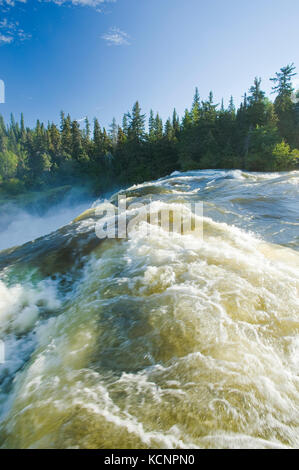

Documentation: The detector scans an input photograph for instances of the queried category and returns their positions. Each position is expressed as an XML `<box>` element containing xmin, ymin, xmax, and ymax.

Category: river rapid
<box><xmin>0</xmin><ymin>169</ymin><xmax>298</xmax><ymax>449</ymax></box>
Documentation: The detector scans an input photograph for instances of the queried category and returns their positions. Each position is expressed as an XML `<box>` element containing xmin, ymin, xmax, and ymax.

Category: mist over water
<box><xmin>0</xmin><ymin>190</ymin><xmax>93</xmax><ymax>251</ymax></box>
<box><xmin>0</xmin><ymin>169</ymin><xmax>298</xmax><ymax>449</ymax></box>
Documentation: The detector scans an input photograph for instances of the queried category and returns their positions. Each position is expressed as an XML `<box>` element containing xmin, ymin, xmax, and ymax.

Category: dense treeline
<box><xmin>0</xmin><ymin>64</ymin><xmax>299</xmax><ymax>196</ymax></box>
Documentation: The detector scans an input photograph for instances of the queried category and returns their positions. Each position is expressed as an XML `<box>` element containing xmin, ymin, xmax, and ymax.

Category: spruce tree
<box><xmin>109</xmin><ymin>117</ymin><xmax>118</xmax><ymax>149</ymax></box>
<box><xmin>192</xmin><ymin>87</ymin><xmax>201</xmax><ymax>123</ymax></box>
<box><xmin>128</xmin><ymin>101</ymin><xmax>146</xmax><ymax>141</ymax></box>
<box><xmin>271</xmin><ymin>64</ymin><xmax>297</xmax><ymax>144</ymax></box>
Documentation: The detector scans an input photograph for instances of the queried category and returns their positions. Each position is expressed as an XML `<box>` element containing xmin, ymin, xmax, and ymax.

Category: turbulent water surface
<box><xmin>0</xmin><ymin>169</ymin><xmax>298</xmax><ymax>449</ymax></box>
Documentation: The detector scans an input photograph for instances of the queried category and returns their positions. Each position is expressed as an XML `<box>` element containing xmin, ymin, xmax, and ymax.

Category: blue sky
<box><xmin>1</xmin><ymin>0</ymin><xmax>299</xmax><ymax>129</ymax></box>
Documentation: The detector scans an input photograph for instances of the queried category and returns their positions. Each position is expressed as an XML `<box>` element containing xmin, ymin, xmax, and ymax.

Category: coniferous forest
<box><xmin>0</xmin><ymin>64</ymin><xmax>299</xmax><ymax>198</ymax></box>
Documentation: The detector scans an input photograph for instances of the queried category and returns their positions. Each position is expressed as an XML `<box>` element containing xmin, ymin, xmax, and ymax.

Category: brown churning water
<box><xmin>0</xmin><ymin>169</ymin><xmax>298</xmax><ymax>449</ymax></box>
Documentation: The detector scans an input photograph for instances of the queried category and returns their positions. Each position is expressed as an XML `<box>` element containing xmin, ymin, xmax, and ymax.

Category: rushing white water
<box><xmin>0</xmin><ymin>169</ymin><xmax>298</xmax><ymax>449</ymax></box>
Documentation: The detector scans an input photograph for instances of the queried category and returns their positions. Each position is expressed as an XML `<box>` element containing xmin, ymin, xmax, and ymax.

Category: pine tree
<box><xmin>164</xmin><ymin>118</ymin><xmax>173</xmax><ymax>141</ymax></box>
<box><xmin>270</xmin><ymin>64</ymin><xmax>296</xmax><ymax>101</ymax></box>
<box><xmin>84</xmin><ymin>117</ymin><xmax>90</xmax><ymax>142</ymax></box>
<box><xmin>71</xmin><ymin>120</ymin><xmax>85</xmax><ymax>161</ymax></box>
<box><xmin>154</xmin><ymin>113</ymin><xmax>163</xmax><ymax>140</ymax></box>
<box><xmin>182</xmin><ymin>109</ymin><xmax>192</xmax><ymax>130</ymax></box>
<box><xmin>220</xmin><ymin>98</ymin><xmax>225</xmax><ymax>113</ymax></box>
<box><xmin>48</xmin><ymin>123</ymin><xmax>61</xmax><ymax>165</ymax></box>
<box><xmin>109</xmin><ymin>117</ymin><xmax>118</xmax><ymax>149</ymax></box>
<box><xmin>228</xmin><ymin>96</ymin><xmax>236</xmax><ymax>116</ymax></box>
<box><xmin>149</xmin><ymin>109</ymin><xmax>155</xmax><ymax>141</ymax></box>
<box><xmin>117</xmin><ymin>126</ymin><xmax>126</xmax><ymax>146</ymax></box>
<box><xmin>172</xmin><ymin>109</ymin><xmax>180</xmax><ymax>137</ymax></box>
<box><xmin>20</xmin><ymin>113</ymin><xmax>26</xmax><ymax>142</ymax></box>
<box><xmin>122</xmin><ymin>114</ymin><xmax>129</xmax><ymax>136</ymax></box>
<box><xmin>191</xmin><ymin>87</ymin><xmax>201</xmax><ymax>123</ymax></box>
<box><xmin>247</xmin><ymin>77</ymin><xmax>267</xmax><ymax>127</ymax></box>
<box><xmin>201</xmin><ymin>92</ymin><xmax>218</xmax><ymax>123</ymax></box>
<box><xmin>60</xmin><ymin>113</ymin><xmax>72</xmax><ymax>156</ymax></box>
<box><xmin>271</xmin><ymin>64</ymin><xmax>297</xmax><ymax>144</ymax></box>
<box><xmin>93</xmin><ymin>118</ymin><xmax>102</xmax><ymax>153</ymax></box>
<box><xmin>128</xmin><ymin>101</ymin><xmax>146</xmax><ymax>141</ymax></box>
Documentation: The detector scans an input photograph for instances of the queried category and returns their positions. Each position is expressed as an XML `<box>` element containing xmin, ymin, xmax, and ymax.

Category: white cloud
<box><xmin>0</xmin><ymin>0</ymin><xmax>117</xmax><ymax>45</ymax></box>
<box><xmin>0</xmin><ymin>18</ymin><xmax>31</xmax><ymax>45</ymax></box>
<box><xmin>0</xmin><ymin>33</ymin><xmax>13</xmax><ymax>44</ymax></box>
<box><xmin>0</xmin><ymin>0</ymin><xmax>115</xmax><ymax>8</ymax></box>
<box><xmin>0</xmin><ymin>0</ymin><xmax>27</xmax><ymax>8</ymax></box>
<box><xmin>42</xmin><ymin>0</ymin><xmax>115</xmax><ymax>7</ymax></box>
<box><xmin>101</xmin><ymin>27</ymin><xmax>130</xmax><ymax>46</ymax></box>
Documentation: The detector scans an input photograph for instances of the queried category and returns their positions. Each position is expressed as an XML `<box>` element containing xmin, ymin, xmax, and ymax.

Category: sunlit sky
<box><xmin>1</xmin><ymin>0</ymin><xmax>299</xmax><ymax>129</ymax></box>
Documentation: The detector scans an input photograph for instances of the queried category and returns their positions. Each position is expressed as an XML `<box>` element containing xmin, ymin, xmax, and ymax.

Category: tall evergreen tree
<box><xmin>127</xmin><ymin>101</ymin><xmax>146</xmax><ymax>141</ymax></box>
<box><xmin>247</xmin><ymin>77</ymin><xmax>268</xmax><ymax>127</ymax></box>
<box><xmin>109</xmin><ymin>117</ymin><xmax>118</xmax><ymax>148</ymax></box>
<box><xmin>191</xmin><ymin>87</ymin><xmax>201</xmax><ymax>123</ymax></box>
<box><xmin>148</xmin><ymin>109</ymin><xmax>155</xmax><ymax>141</ymax></box>
<box><xmin>271</xmin><ymin>64</ymin><xmax>297</xmax><ymax>144</ymax></box>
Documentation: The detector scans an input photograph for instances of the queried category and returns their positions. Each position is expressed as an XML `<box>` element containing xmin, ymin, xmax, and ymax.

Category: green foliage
<box><xmin>272</xmin><ymin>141</ymin><xmax>298</xmax><ymax>170</ymax></box>
<box><xmin>1</xmin><ymin>178</ymin><xmax>25</xmax><ymax>195</ymax></box>
<box><xmin>127</xmin><ymin>101</ymin><xmax>146</xmax><ymax>141</ymax></box>
<box><xmin>245</xmin><ymin>125</ymin><xmax>280</xmax><ymax>171</ymax></box>
<box><xmin>0</xmin><ymin>64</ymin><xmax>298</xmax><ymax>197</ymax></box>
<box><xmin>0</xmin><ymin>150</ymin><xmax>18</xmax><ymax>179</ymax></box>
<box><xmin>271</xmin><ymin>64</ymin><xmax>297</xmax><ymax>145</ymax></box>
